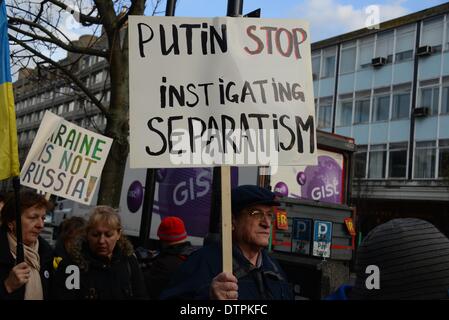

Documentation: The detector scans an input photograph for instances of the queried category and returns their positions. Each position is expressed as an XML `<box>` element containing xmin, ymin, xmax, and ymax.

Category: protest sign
<box><xmin>129</xmin><ymin>16</ymin><xmax>317</xmax><ymax>168</ymax></box>
<box><xmin>20</xmin><ymin>111</ymin><xmax>112</xmax><ymax>205</ymax></box>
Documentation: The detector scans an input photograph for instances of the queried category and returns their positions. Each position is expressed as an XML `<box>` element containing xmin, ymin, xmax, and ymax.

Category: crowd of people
<box><xmin>1</xmin><ymin>186</ymin><xmax>449</xmax><ymax>300</ymax></box>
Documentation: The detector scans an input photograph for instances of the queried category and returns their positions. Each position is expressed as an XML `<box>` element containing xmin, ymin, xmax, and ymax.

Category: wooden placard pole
<box><xmin>221</xmin><ymin>165</ymin><xmax>232</xmax><ymax>273</ymax></box>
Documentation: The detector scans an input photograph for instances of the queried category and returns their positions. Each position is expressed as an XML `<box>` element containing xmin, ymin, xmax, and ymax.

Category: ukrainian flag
<box><xmin>0</xmin><ymin>0</ymin><xmax>19</xmax><ymax>180</ymax></box>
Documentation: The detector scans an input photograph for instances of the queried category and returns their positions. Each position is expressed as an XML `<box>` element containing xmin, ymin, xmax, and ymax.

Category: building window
<box><xmin>340</xmin><ymin>41</ymin><xmax>356</xmax><ymax>74</ymax></box>
<box><xmin>419</xmin><ymin>86</ymin><xmax>439</xmax><ymax>115</ymax></box>
<box><xmin>414</xmin><ymin>141</ymin><xmax>436</xmax><ymax>178</ymax></box>
<box><xmin>358</xmin><ymin>36</ymin><xmax>374</xmax><ymax>69</ymax></box>
<box><xmin>375</xmin><ymin>31</ymin><xmax>394</xmax><ymax>64</ymax></box>
<box><xmin>368</xmin><ymin>144</ymin><xmax>387</xmax><ymax>178</ymax></box>
<box><xmin>388</xmin><ymin>142</ymin><xmax>408</xmax><ymax>178</ymax></box>
<box><xmin>81</xmin><ymin>56</ymin><xmax>88</xmax><ymax>69</ymax></box>
<box><xmin>312</xmin><ymin>54</ymin><xmax>321</xmax><ymax>80</ymax></box>
<box><xmin>446</xmin><ymin>19</ymin><xmax>449</xmax><ymax>51</ymax></box>
<box><xmin>395</xmin><ymin>25</ymin><xmax>415</xmax><ymax>62</ymax></box>
<box><xmin>392</xmin><ymin>91</ymin><xmax>410</xmax><ymax>120</ymax></box>
<box><xmin>318</xmin><ymin>97</ymin><xmax>333</xmax><ymax>129</ymax></box>
<box><xmin>322</xmin><ymin>48</ymin><xmax>336</xmax><ymax>78</ymax></box>
<box><xmin>337</xmin><ymin>99</ymin><xmax>353</xmax><ymax>127</ymax></box>
<box><xmin>421</xmin><ymin>17</ymin><xmax>444</xmax><ymax>53</ymax></box>
<box><xmin>354</xmin><ymin>98</ymin><xmax>370</xmax><ymax>124</ymax></box>
<box><xmin>68</xmin><ymin>101</ymin><xmax>75</xmax><ymax>112</ymax></box>
<box><xmin>354</xmin><ymin>145</ymin><xmax>367</xmax><ymax>178</ymax></box>
<box><xmin>438</xmin><ymin>139</ymin><xmax>449</xmax><ymax>178</ymax></box>
<box><xmin>92</xmin><ymin>71</ymin><xmax>103</xmax><ymax>85</ymax></box>
<box><xmin>441</xmin><ymin>86</ymin><xmax>449</xmax><ymax>114</ymax></box>
<box><xmin>372</xmin><ymin>94</ymin><xmax>390</xmax><ymax>122</ymax></box>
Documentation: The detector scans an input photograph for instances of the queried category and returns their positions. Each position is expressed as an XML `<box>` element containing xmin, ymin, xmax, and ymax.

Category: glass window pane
<box><xmin>354</xmin><ymin>99</ymin><xmax>370</xmax><ymax>124</ymax></box>
<box><xmin>446</xmin><ymin>21</ymin><xmax>449</xmax><ymax>50</ymax></box>
<box><xmin>442</xmin><ymin>87</ymin><xmax>449</xmax><ymax>114</ymax></box>
<box><xmin>318</xmin><ymin>103</ymin><xmax>332</xmax><ymax>128</ymax></box>
<box><xmin>396</xmin><ymin>25</ymin><xmax>415</xmax><ymax>61</ymax></box>
<box><xmin>358</xmin><ymin>36</ymin><xmax>374</xmax><ymax>69</ymax></box>
<box><xmin>421</xmin><ymin>88</ymin><xmax>432</xmax><ymax>107</ymax></box>
<box><xmin>354</xmin><ymin>146</ymin><xmax>367</xmax><ymax>178</ymax></box>
<box><xmin>312</xmin><ymin>55</ymin><xmax>321</xmax><ymax>80</ymax></box>
<box><xmin>421</xmin><ymin>17</ymin><xmax>443</xmax><ymax>50</ymax></box>
<box><xmin>392</xmin><ymin>92</ymin><xmax>410</xmax><ymax>120</ymax></box>
<box><xmin>439</xmin><ymin>148</ymin><xmax>449</xmax><ymax>178</ymax></box>
<box><xmin>323</xmin><ymin>56</ymin><xmax>335</xmax><ymax>78</ymax></box>
<box><xmin>338</xmin><ymin>100</ymin><xmax>353</xmax><ymax>126</ymax></box>
<box><xmin>340</xmin><ymin>47</ymin><xmax>356</xmax><ymax>74</ymax></box>
<box><xmin>389</xmin><ymin>149</ymin><xmax>407</xmax><ymax>178</ymax></box>
<box><xmin>439</xmin><ymin>139</ymin><xmax>449</xmax><ymax>178</ymax></box>
<box><xmin>368</xmin><ymin>144</ymin><xmax>386</xmax><ymax>178</ymax></box>
<box><xmin>372</xmin><ymin>95</ymin><xmax>390</xmax><ymax>122</ymax></box>
<box><xmin>375</xmin><ymin>31</ymin><xmax>394</xmax><ymax>63</ymax></box>
<box><xmin>432</xmin><ymin>87</ymin><xmax>440</xmax><ymax>115</ymax></box>
<box><xmin>414</xmin><ymin>141</ymin><xmax>436</xmax><ymax>178</ymax></box>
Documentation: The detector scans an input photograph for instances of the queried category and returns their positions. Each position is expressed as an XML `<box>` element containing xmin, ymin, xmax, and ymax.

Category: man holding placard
<box><xmin>130</xmin><ymin>15</ymin><xmax>314</xmax><ymax>301</ymax></box>
<box><xmin>160</xmin><ymin>185</ymin><xmax>293</xmax><ymax>300</ymax></box>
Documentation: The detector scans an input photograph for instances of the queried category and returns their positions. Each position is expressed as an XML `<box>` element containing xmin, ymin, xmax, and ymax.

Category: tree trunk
<box><xmin>95</xmin><ymin>0</ymin><xmax>146</xmax><ymax>207</ymax></box>
<box><xmin>97</xmin><ymin>28</ymin><xmax>130</xmax><ymax>207</ymax></box>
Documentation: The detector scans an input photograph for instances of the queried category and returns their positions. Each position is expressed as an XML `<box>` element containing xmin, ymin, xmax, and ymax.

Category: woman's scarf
<box><xmin>7</xmin><ymin>232</ymin><xmax>43</xmax><ymax>300</ymax></box>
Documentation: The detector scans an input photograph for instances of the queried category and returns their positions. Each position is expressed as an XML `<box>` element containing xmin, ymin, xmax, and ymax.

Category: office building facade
<box><xmin>12</xmin><ymin>35</ymin><xmax>109</xmax><ymax>166</ymax></box>
<box><xmin>311</xmin><ymin>3</ymin><xmax>449</xmax><ymax>235</ymax></box>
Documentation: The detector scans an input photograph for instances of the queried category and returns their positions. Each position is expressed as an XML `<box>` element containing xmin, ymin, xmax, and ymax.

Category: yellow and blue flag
<box><xmin>0</xmin><ymin>0</ymin><xmax>19</xmax><ymax>180</ymax></box>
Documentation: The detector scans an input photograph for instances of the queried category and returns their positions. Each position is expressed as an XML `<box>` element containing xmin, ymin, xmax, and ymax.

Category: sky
<box><xmin>8</xmin><ymin>0</ymin><xmax>448</xmax><ymax>80</ymax></box>
<box><xmin>155</xmin><ymin>0</ymin><xmax>448</xmax><ymax>42</ymax></box>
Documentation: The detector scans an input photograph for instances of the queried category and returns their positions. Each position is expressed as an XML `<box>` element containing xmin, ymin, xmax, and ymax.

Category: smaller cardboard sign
<box><xmin>276</xmin><ymin>210</ymin><xmax>289</xmax><ymax>230</ymax></box>
<box><xmin>292</xmin><ymin>218</ymin><xmax>312</xmax><ymax>255</ymax></box>
<box><xmin>313</xmin><ymin>220</ymin><xmax>332</xmax><ymax>258</ymax></box>
<box><xmin>20</xmin><ymin>111</ymin><xmax>112</xmax><ymax>205</ymax></box>
<box><xmin>272</xmin><ymin>213</ymin><xmax>292</xmax><ymax>253</ymax></box>
<box><xmin>344</xmin><ymin>217</ymin><xmax>356</xmax><ymax>236</ymax></box>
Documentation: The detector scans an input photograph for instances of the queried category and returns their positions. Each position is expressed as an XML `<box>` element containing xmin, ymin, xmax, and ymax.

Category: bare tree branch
<box><xmin>9</xmin><ymin>34</ymin><xmax>108</xmax><ymax>116</ymax></box>
<box><xmin>41</xmin><ymin>0</ymin><xmax>101</xmax><ymax>26</ymax></box>
<box><xmin>8</xmin><ymin>20</ymin><xmax>108</xmax><ymax>57</ymax></box>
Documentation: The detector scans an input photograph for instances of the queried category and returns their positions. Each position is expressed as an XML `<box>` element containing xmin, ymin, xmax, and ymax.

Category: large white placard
<box><xmin>129</xmin><ymin>16</ymin><xmax>317</xmax><ymax>168</ymax></box>
<box><xmin>20</xmin><ymin>111</ymin><xmax>112</xmax><ymax>205</ymax></box>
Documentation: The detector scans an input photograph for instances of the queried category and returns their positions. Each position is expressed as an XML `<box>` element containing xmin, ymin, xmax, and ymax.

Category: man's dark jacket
<box><xmin>0</xmin><ymin>229</ymin><xmax>53</xmax><ymax>300</ymax></box>
<box><xmin>144</xmin><ymin>241</ymin><xmax>196</xmax><ymax>299</ymax></box>
<box><xmin>160</xmin><ymin>243</ymin><xmax>293</xmax><ymax>300</ymax></box>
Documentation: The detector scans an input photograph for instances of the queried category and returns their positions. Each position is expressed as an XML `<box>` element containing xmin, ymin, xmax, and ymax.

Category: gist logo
<box><xmin>173</xmin><ymin>170</ymin><xmax>210</xmax><ymax>206</ymax></box>
<box><xmin>311</xmin><ymin>180</ymin><xmax>339</xmax><ymax>201</ymax></box>
<box><xmin>301</xmin><ymin>155</ymin><xmax>342</xmax><ymax>204</ymax></box>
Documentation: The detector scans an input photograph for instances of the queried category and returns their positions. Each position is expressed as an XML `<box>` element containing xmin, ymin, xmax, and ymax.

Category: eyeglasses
<box><xmin>245</xmin><ymin>208</ymin><xmax>275</xmax><ymax>221</ymax></box>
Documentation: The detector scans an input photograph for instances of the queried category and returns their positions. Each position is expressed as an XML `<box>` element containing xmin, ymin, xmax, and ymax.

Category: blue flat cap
<box><xmin>231</xmin><ymin>185</ymin><xmax>280</xmax><ymax>214</ymax></box>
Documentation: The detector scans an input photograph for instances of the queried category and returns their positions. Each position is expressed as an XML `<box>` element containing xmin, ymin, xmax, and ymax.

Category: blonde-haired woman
<box><xmin>52</xmin><ymin>206</ymin><xmax>148</xmax><ymax>299</ymax></box>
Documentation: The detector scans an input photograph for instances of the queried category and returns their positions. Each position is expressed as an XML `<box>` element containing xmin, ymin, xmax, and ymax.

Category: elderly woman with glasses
<box><xmin>160</xmin><ymin>185</ymin><xmax>293</xmax><ymax>300</ymax></box>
